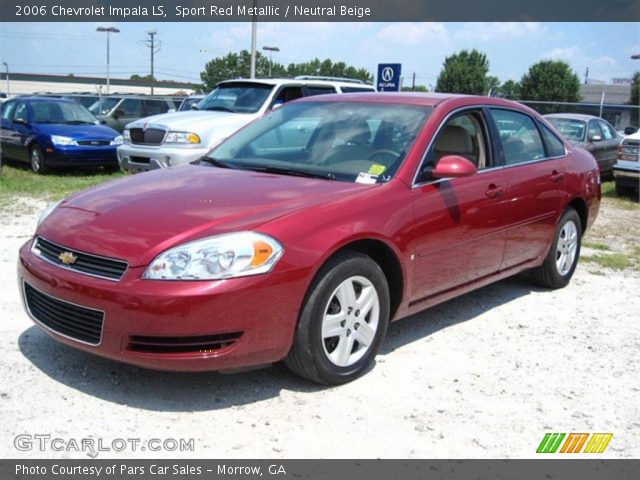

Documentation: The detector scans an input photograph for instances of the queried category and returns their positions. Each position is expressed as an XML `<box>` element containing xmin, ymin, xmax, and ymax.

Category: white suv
<box><xmin>614</xmin><ymin>130</ymin><xmax>640</xmax><ymax>199</ymax></box>
<box><xmin>118</xmin><ymin>77</ymin><xmax>375</xmax><ymax>172</ymax></box>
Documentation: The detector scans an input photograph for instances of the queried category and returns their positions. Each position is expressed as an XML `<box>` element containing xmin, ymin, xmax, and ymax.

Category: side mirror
<box><xmin>624</xmin><ymin>126</ymin><xmax>638</xmax><ymax>135</ymax></box>
<box><xmin>426</xmin><ymin>155</ymin><xmax>478</xmax><ymax>179</ymax></box>
<box><xmin>271</xmin><ymin>100</ymin><xmax>284</xmax><ymax>110</ymax></box>
<box><xmin>167</xmin><ymin>108</ymin><xmax>176</xmax><ymax>114</ymax></box>
<box><xmin>590</xmin><ymin>134</ymin><xmax>602</xmax><ymax>142</ymax></box>
<box><xmin>13</xmin><ymin>118</ymin><xmax>28</xmax><ymax>125</ymax></box>
<box><xmin>190</xmin><ymin>104</ymin><xmax>199</xmax><ymax>110</ymax></box>
<box><xmin>113</xmin><ymin>109</ymin><xmax>125</xmax><ymax>119</ymax></box>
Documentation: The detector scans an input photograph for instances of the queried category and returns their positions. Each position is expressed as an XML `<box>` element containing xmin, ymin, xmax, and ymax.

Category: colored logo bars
<box><xmin>536</xmin><ymin>433</ymin><xmax>613</xmax><ymax>454</ymax></box>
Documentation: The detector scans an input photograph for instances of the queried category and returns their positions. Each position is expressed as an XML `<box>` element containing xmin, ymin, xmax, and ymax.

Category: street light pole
<box><xmin>632</xmin><ymin>54</ymin><xmax>640</xmax><ymax>126</ymax></box>
<box><xmin>96</xmin><ymin>27</ymin><xmax>120</xmax><ymax>94</ymax></box>
<box><xmin>2</xmin><ymin>62</ymin><xmax>8</xmax><ymax>97</ymax></box>
<box><xmin>262</xmin><ymin>46</ymin><xmax>279</xmax><ymax>77</ymax></box>
<box><xmin>250</xmin><ymin>0</ymin><xmax>257</xmax><ymax>79</ymax></box>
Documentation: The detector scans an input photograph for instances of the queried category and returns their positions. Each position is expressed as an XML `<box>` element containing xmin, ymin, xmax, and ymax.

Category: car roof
<box><xmin>217</xmin><ymin>78</ymin><xmax>376</xmax><ymax>89</ymax></box>
<box><xmin>292</xmin><ymin>92</ymin><xmax>535</xmax><ymax>110</ymax></box>
<box><xmin>544</xmin><ymin>113</ymin><xmax>600</xmax><ymax>121</ymax></box>
<box><xmin>11</xmin><ymin>96</ymin><xmax>78</xmax><ymax>104</ymax></box>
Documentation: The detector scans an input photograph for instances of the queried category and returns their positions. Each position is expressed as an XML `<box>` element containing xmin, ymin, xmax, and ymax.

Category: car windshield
<box><xmin>198</xmin><ymin>83</ymin><xmax>273</xmax><ymax>114</ymax></box>
<box><xmin>30</xmin><ymin>101</ymin><xmax>98</xmax><ymax>124</ymax></box>
<box><xmin>546</xmin><ymin>117</ymin><xmax>586</xmax><ymax>142</ymax></box>
<box><xmin>88</xmin><ymin>97</ymin><xmax>121</xmax><ymax>115</ymax></box>
<box><xmin>202</xmin><ymin>101</ymin><xmax>432</xmax><ymax>183</ymax></box>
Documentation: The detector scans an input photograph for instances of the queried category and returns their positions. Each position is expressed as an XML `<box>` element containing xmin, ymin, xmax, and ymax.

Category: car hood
<box><xmin>38</xmin><ymin>165</ymin><xmax>371</xmax><ymax>267</ymax></box>
<box><xmin>127</xmin><ymin>110</ymin><xmax>257</xmax><ymax>132</ymax></box>
<box><xmin>35</xmin><ymin>123</ymin><xmax>119</xmax><ymax>140</ymax></box>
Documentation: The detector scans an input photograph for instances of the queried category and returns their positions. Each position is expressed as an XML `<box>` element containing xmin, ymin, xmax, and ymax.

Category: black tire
<box><xmin>529</xmin><ymin>207</ymin><xmax>582</xmax><ymax>289</ymax></box>
<box><xmin>285</xmin><ymin>251</ymin><xmax>390</xmax><ymax>385</ymax></box>
<box><xmin>29</xmin><ymin>145</ymin><xmax>47</xmax><ymax>174</ymax></box>
<box><xmin>615</xmin><ymin>181</ymin><xmax>630</xmax><ymax>197</ymax></box>
<box><xmin>104</xmin><ymin>164</ymin><xmax>121</xmax><ymax>174</ymax></box>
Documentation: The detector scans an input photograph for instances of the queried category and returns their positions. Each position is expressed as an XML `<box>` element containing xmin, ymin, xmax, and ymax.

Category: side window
<box><xmin>1</xmin><ymin>101</ymin><xmax>16</xmax><ymax>121</ymax></box>
<box><xmin>588</xmin><ymin>120</ymin><xmax>603</xmax><ymax>141</ymax></box>
<box><xmin>597</xmin><ymin>120</ymin><xmax>615</xmax><ymax>140</ymax></box>
<box><xmin>424</xmin><ymin>110</ymin><xmax>490</xmax><ymax>171</ymax></box>
<box><xmin>14</xmin><ymin>103</ymin><xmax>29</xmax><ymax>123</ymax></box>
<box><xmin>304</xmin><ymin>86</ymin><xmax>337</xmax><ymax>97</ymax></box>
<box><xmin>143</xmin><ymin>100</ymin><xmax>170</xmax><ymax>116</ymax></box>
<box><xmin>340</xmin><ymin>87</ymin><xmax>376</xmax><ymax>93</ymax></box>
<box><xmin>273</xmin><ymin>86</ymin><xmax>304</xmax><ymax>105</ymax></box>
<box><xmin>538</xmin><ymin>123</ymin><xmax>566</xmax><ymax>157</ymax></box>
<box><xmin>490</xmin><ymin>109</ymin><xmax>545</xmax><ymax>165</ymax></box>
<box><xmin>118</xmin><ymin>99</ymin><xmax>142</xmax><ymax>117</ymax></box>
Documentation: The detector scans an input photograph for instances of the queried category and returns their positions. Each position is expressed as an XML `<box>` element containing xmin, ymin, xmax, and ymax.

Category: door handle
<box><xmin>485</xmin><ymin>184</ymin><xmax>504</xmax><ymax>198</ymax></box>
<box><xmin>551</xmin><ymin>170</ymin><xmax>564</xmax><ymax>183</ymax></box>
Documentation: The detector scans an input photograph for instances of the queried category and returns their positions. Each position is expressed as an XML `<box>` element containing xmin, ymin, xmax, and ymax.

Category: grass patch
<box><xmin>582</xmin><ymin>253</ymin><xmax>633</xmax><ymax>270</ymax></box>
<box><xmin>0</xmin><ymin>164</ymin><xmax>123</xmax><ymax>207</ymax></box>
<box><xmin>582</xmin><ymin>241</ymin><xmax>611</xmax><ymax>251</ymax></box>
<box><xmin>601</xmin><ymin>181</ymin><xmax>640</xmax><ymax>210</ymax></box>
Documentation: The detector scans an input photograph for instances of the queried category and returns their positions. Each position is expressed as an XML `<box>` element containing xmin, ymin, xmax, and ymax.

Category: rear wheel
<box><xmin>285</xmin><ymin>251</ymin><xmax>390</xmax><ymax>385</ymax></box>
<box><xmin>30</xmin><ymin>145</ymin><xmax>47</xmax><ymax>174</ymax></box>
<box><xmin>530</xmin><ymin>208</ymin><xmax>581</xmax><ymax>289</ymax></box>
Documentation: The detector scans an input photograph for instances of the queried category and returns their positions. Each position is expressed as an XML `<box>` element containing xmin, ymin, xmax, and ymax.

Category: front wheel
<box><xmin>285</xmin><ymin>251</ymin><xmax>390</xmax><ymax>385</ymax></box>
<box><xmin>529</xmin><ymin>207</ymin><xmax>581</xmax><ymax>289</ymax></box>
<box><xmin>30</xmin><ymin>145</ymin><xmax>47</xmax><ymax>174</ymax></box>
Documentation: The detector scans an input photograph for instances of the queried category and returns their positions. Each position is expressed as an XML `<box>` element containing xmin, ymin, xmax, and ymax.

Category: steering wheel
<box><xmin>367</xmin><ymin>149</ymin><xmax>400</xmax><ymax>164</ymax></box>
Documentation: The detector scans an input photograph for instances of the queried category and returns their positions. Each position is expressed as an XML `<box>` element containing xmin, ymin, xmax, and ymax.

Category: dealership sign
<box><xmin>377</xmin><ymin>64</ymin><xmax>401</xmax><ymax>91</ymax></box>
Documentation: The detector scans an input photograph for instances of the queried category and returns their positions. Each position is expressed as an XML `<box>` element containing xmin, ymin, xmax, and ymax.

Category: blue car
<box><xmin>0</xmin><ymin>96</ymin><xmax>122</xmax><ymax>173</ymax></box>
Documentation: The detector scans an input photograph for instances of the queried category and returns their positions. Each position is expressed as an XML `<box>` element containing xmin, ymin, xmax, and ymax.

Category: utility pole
<box><xmin>145</xmin><ymin>29</ymin><xmax>159</xmax><ymax>94</ymax></box>
<box><xmin>412</xmin><ymin>72</ymin><xmax>416</xmax><ymax>91</ymax></box>
<box><xmin>584</xmin><ymin>66</ymin><xmax>589</xmax><ymax>85</ymax></box>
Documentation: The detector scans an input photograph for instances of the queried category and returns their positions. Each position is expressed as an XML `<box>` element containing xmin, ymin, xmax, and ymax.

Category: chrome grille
<box><xmin>129</xmin><ymin>127</ymin><xmax>166</xmax><ymax>146</ymax></box>
<box><xmin>32</xmin><ymin>237</ymin><xmax>128</xmax><ymax>281</ymax></box>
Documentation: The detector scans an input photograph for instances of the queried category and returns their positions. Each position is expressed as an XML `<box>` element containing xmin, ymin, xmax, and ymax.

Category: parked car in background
<box><xmin>117</xmin><ymin>77</ymin><xmax>376</xmax><ymax>173</ymax></box>
<box><xmin>178</xmin><ymin>94</ymin><xmax>205</xmax><ymax>111</ymax></box>
<box><xmin>0</xmin><ymin>96</ymin><xmax>121</xmax><ymax>173</ymax></box>
<box><xmin>544</xmin><ymin>113</ymin><xmax>622</xmax><ymax>178</ymax></box>
<box><xmin>61</xmin><ymin>94</ymin><xmax>102</xmax><ymax>109</ymax></box>
<box><xmin>614</xmin><ymin>130</ymin><xmax>639</xmax><ymax>199</ymax></box>
<box><xmin>88</xmin><ymin>95</ymin><xmax>177</xmax><ymax>132</ymax></box>
<box><xmin>19</xmin><ymin>93</ymin><xmax>600</xmax><ymax>384</ymax></box>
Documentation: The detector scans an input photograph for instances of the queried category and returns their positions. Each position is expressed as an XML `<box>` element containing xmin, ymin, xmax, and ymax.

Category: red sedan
<box><xmin>18</xmin><ymin>93</ymin><xmax>600</xmax><ymax>384</ymax></box>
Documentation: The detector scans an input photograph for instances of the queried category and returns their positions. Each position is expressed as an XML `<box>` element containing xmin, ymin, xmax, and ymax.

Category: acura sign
<box><xmin>377</xmin><ymin>63</ymin><xmax>401</xmax><ymax>91</ymax></box>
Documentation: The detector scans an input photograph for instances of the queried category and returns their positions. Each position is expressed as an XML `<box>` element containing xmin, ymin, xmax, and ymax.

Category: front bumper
<box><xmin>118</xmin><ymin>144</ymin><xmax>209</xmax><ymax>172</ymax></box>
<box><xmin>45</xmin><ymin>145</ymin><xmax>118</xmax><ymax>167</ymax></box>
<box><xmin>18</xmin><ymin>238</ymin><xmax>308</xmax><ymax>372</ymax></box>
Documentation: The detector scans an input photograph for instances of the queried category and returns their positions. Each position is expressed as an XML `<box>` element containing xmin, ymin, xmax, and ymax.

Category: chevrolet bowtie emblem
<box><xmin>58</xmin><ymin>251</ymin><xmax>78</xmax><ymax>265</ymax></box>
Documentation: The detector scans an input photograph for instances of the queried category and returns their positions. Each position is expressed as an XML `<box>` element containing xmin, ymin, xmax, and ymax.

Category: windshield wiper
<box><xmin>243</xmin><ymin>165</ymin><xmax>335</xmax><ymax>181</ymax></box>
<box><xmin>204</xmin><ymin>106</ymin><xmax>237</xmax><ymax>113</ymax></box>
<box><xmin>196</xmin><ymin>156</ymin><xmax>235</xmax><ymax>169</ymax></box>
<box><xmin>62</xmin><ymin>120</ymin><xmax>94</xmax><ymax>125</ymax></box>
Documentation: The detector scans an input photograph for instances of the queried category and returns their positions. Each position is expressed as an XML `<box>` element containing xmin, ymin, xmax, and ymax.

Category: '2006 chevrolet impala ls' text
<box><xmin>18</xmin><ymin>93</ymin><xmax>600</xmax><ymax>384</ymax></box>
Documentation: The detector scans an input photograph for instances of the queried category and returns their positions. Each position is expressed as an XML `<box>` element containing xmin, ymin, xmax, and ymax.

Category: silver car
<box><xmin>117</xmin><ymin>77</ymin><xmax>376</xmax><ymax>173</ymax></box>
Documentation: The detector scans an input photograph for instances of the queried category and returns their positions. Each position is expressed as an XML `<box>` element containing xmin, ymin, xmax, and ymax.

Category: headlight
<box><xmin>143</xmin><ymin>232</ymin><xmax>283</xmax><ymax>280</ymax></box>
<box><xmin>123</xmin><ymin>129</ymin><xmax>131</xmax><ymax>144</ymax></box>
<box><xmin>51</xmin><ymin>135</ymin><xmax>78</xmax><ymax>146</ymax></box>
<box><xmin>110</xmin><ymin>135</ymin><xmax>123</xmax><ymax>146</ymax></box>
<box><xmin>165</xmin><ymin>131</ymin><xmax>201</xmax><ymax>144</ymax></box>
<box><xmin>36</xmin><ymin>200</ymin><xmax>63</xmax><ymax>226</ymax></box>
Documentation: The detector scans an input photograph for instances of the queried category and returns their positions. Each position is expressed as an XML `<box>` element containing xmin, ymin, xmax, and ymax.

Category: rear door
<box><xmin>409</xmin><ymin>108</ymin><xmax>510</xmax><ymax>301</ymax></box>
<box><xmin>595</xmin><ymin>119</ymin><xmax>620</xmax><ymax>176</ymax></box>
<box><xmin>488</xmin><ymin>108</ymin><xmax>568</xmax><ymax>270</ymax></box>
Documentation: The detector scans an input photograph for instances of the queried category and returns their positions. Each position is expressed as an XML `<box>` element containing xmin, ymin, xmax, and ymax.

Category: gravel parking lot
<box><xmin>1</xmin><ymin>194</ymin><xmax>638</xmax><ymax>459</ymax></box>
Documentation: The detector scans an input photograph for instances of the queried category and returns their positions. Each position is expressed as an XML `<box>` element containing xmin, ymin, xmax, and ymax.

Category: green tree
<box><xmin>486</xmin><ymin>75</ymin><xmax>500</xmax><ymax>96</ymax></box>
<box><xmin>631</xmin><ymin>71</ymin><xmax>639</xmax><ymax>125</ymax></box>
<box><xmin>200</xmin><ymin>51</ymin><xmax>372</xmax><ymax>91</ymax></box>
<box><xmin>435</xmin><ymin>49</ymin><xmax>490</xmax><ymax>95</ymax></box>
<box><xmin>500</xmin><ymin>79</ymin><xmax>521</xmax><ymax>99</ymax></box>
<box><xmin>401</xmin><ymin>85</ymin><xmax>428</xmax><ymax>92</ymax></box>
<box><xmin>519</xmin><ymin>60</ymin><xmax>581</xmax><ymax>103</ymax></box>
<box><xmin>129</xmin><ymin>74</ymin><xmax>156</xmax><ymax>82</ymax></box>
